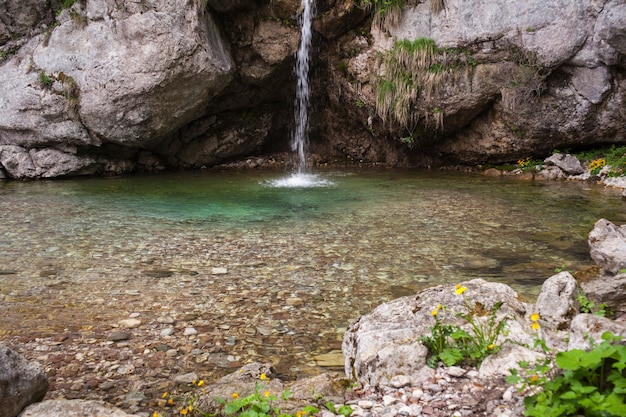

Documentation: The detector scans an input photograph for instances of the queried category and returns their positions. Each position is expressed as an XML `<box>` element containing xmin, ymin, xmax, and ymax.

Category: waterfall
<box><xmin>267</xmin><ymin>0</ymin><xmax>332</xmax><ymax>187</ymax></box>
<box><xmin>292</xmin><ymin>0</ymin><xmax>315</xmax><ymax>174</ymax></box>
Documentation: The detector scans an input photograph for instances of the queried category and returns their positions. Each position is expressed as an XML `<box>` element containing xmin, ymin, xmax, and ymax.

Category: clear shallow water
<box><xmin>1</xmin><ymin>169</ymin><xmax>625</xmax><ymax>377</ymax></box>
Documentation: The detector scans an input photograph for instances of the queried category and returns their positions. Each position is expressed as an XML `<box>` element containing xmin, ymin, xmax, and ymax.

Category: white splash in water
<box><xmin>266</xmin><ymin>173</ymin><xmax>333</xmax><ymax>188</ymax></box>
<box><xmin>292</xmin><ymin>0</ymin><xmax>315</xmax><ymax>174</ymax></box>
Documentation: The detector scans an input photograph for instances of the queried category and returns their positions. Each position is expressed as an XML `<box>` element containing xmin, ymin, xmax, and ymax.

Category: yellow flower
<box><xmin>530</xmin><ymin>313</ymin><xmax>540</xmax><ymax>322</ymax></box>
<box><xmin>436</xmin><ymin>303</ymin><xmax>442</xmax><ymax>310</ymax></box>
<box><xmin>232</xmin><ymin>392</ymin><xmax>239</xmax><ymax>399</ymax></box>
<box><xmin>531</xmin><ymin>321</ymin><xmax>540</xmax><ymax>331</ymax></box>
<box><xmin>197</xmin><ymin>380</ymin><xmax>204</xmax><ymax>387</ymax></box>
<box><xmin>188</xmin><ymin>405</ymin><xmax>193</xmax><ymax>412</ymax></box>
<box><xmin>530</xmin><ymin>374</ymin><xmax>539</xmax><ymax>382</ymax></box>
<box><xmin>180</xmin><ymin>409</ymin><xmax>188</xmax><ymax>415</ymax></box>
<box><xmin>260</xmin><ymin>373</ymin><xmax>267</xmax><ymax>381</ymax></box>
<box><xmin>455</xmin><ymin>285</ymin><xmax>467</xmax><ymax>295</ymax></box>
<box><xmin>153</xmin><ymin>413</ymin><xmax>160</xmax><ymax>417</ymax></box>
<box><xmin>431</xmin><ymin>309</ymin><xmax>439</xmax><ymax>316</ymax></box>
<box><xmin>487</xmin><ymin>344</ymin><xmax>495</xmax><ymax>350</ymax></box>
<box><xmin>168</xmin><ymin>399</ymin><xmax>174</xmax><ymax>405</ymax></box>
<box><xmin>264</xmin><ymin>390</ymin><xmax>271</xmax><ymax>397</ymax></box>
<box><xmin>162</xmin><ymin>392</ymin><xmax>168</xmax><ymax>399</ymax></box>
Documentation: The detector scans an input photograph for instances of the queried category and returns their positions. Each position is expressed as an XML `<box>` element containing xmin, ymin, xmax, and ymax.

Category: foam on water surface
<box><xmin>266</xmin><ymin>173</ymin><xmax>334</xmax><ymax>188</ymax></box>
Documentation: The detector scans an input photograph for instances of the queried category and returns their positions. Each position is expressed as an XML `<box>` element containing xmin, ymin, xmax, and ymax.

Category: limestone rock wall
<box><xmin>320</xmin><ymin>0</ymin><xmax>626</xmax><ymax>166</ymax></box>
<box><xmin>0</xmin><ymin>0</ymin><xmax>624</xmax><ymax>177</ymax></box>
<box><xmin>0</xmin><ymin>0</ymin><xmax>301</xmax><ymax>178</ymax></box>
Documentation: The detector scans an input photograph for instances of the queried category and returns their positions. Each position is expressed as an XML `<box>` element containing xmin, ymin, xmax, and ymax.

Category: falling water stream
<box><xmin>292</xmin><ymin>0</ymin><xmax>315</xmax><ymax>175</ymax></box>
<box><xmin>268</xmin><ymin>0</ymin><xmax>331</xmax><ymax>188</ymax></box>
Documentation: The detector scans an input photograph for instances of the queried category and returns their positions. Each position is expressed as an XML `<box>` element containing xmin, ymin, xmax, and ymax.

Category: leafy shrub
<box><xmin>420</xmin><ymin>284</ymin><xmax>509</xmax><ymax>367</ymax></box>
<box><xmin>509</xmin><ymin>326</ymin><xmax>626</xmax><ymax>417</ymax></box>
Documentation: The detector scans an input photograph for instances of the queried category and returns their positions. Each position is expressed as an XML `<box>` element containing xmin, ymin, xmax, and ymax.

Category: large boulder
<box><xmin>588</xmin><ymin>218</ymin><xmax>626</xmax><ymax>275</ymax></box>
<box><xmin>582</xmin><ymin>219</ymin><xmax>626</xmax><ymax>315</ymax></box>
<box><xmin>534</xmin><ymin>272</ymin><xmax>580</xmax><ymax>331</ymax></box>
<box><xmin>0</xmin><ymin>345</ymin><xmax>48</xmax><ymax>417</ymax></box>
<box><xmin>342</xmin><ymin>279</ymin><xmax>527</xmax><ymax>386</ymax></box>
<box><xmin>0</xmin><ymin>0</ymin><xmax>233</xmax><ymax>178</ymax></box>
<box><xmin>567</xmin><ymin>314</ymin><xmax>626</xmax><ymax>350</ymax></box>
<box><xmin>544</xmin><ymin>153</ymin><xmax>584</xmax><ymax>176</ymax></box>
<box><xmin>18</xmin><ymin>399</ymin><xmax>140</xmax><ymax>417</ymax></box>
<box><xmin>581</xmin><ymin>272</ymin><xmax>626</xmax><ymax>316</ymax></box>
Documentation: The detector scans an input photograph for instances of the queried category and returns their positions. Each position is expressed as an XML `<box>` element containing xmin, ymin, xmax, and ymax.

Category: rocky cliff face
<box><xmin>320</xmin><ymin>0</ymin><xmax>626</xmax><ymax>166</ymax></box>
<box><xmin>0</xmin><ymin>0</ymin><xmax>624</xmax><ymax>178</ymax></box>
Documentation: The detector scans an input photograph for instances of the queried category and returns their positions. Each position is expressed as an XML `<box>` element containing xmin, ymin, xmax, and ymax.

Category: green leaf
<box><xmin>225</xmin><ymin>401</ymin><xmax>243</xmax><ymax>414</ymax></box>
<box><xmin>439</xmin><ymin>348</ymin><xmax>464</xmax><ymax>366</ymax></box>
<box><xmin>338</xmin><ymin>405</ymin><xmax>354</xmax><ymax>416</ymax></box>
<box><xmin>556</xmin><ymin>350</ymin><xmax>586</xmax><ymax>370</ymax></box>
<box><xmin>559</xmin><ymin>391</ymin><xmax>577</xmax><ymax>400</ymax></box>
<box><xmin>280</xmin><ymin>389</ymin><xmax>292</xmax><ymax>401</ymax></box>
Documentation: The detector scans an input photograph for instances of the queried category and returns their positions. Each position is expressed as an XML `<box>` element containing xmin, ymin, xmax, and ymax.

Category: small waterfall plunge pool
<box><xmin>1</xmin><ymin>168</ymin><xmax>624</xmax><ymax>381</ymax></box>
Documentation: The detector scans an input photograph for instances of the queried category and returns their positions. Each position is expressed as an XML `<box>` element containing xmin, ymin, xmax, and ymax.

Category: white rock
<box><xmin>183</xmin><ymin>327</ymin><xmax>198</xmax><ymax>336</ymax></box>
<box><xmin>411</xmin><ymin>389</ymin><xmax>424</xmax><ymax>400</ymax></box>
<box><xmin>357</xmin><ymin>400</ymin><xmax>374</xmax><ymax>409</ymax></box>
<box><xmin>382</xmin><ymin>395</ymin><xmax>397</xmax><ymax>406</ymax></box>
<box><xmin>160</xmin><ymin>328</ymin><xmax>175</xmax><ymax>337</ymax></box>
<box><xmin>446</xmin><ymin>366</ymin><xmax>467</xmax><ymax>378</ymax></box>
<box><xmin>389</xmin><ymin>374</ymin><xmax>411</xmax><ymax>388</ymax></box>
<box><xmin>211</xmin><ymin>267</ymin><xmax>228</xmax><ymax>275</ymax></box>
<box><xmin>118</xmin><ymin>318</ymin><xmax>141</xmax><ymax>328</ymax></box>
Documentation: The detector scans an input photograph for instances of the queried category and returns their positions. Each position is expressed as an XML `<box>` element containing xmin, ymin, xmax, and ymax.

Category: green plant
<box><xmin>216</xmin><ymin>373</ymin><xmax>319</xmax><ymax>417</ymax></box>
<box><xmin>517</xmin><ymin>157</ymin><xmax>542</xmax><ymax>171</ymax></box>
<box><xmin>358</xmin><ymin>0</ymin><xmax>408</xmax><ymax>32</ymax></box>
<box><xmin>588</xmin><ymin>158</ymin><xmax>606</xmax><ymax>175</ymax></box>
<box><xmin>69</xmin><ymin>10</ymin><xmax>88</xmax><ymax>28</ymax></box>
<box><xmin>576</xmin><ymin>145</ymin><xmax>626</xmax><ymax>178</ymax></box>
<box><xmin>509</xmin><ymin>332</ymin><xmax>626</xmax><ymax>417</ymax></box>
<box><xmin>374</xmin><ymin>37</ymin><xmax>458</xmax><ymax>133</ymax></box>
<box><xmin>577</xmin><ymin>290</ymin><xmax>612</xmax><ymax>318</ymax></box>
<box><xmin>420</xmin><ymin>284</ymin><xmax>509</xmax><ymax>367</ymax></box>
<box><xmin>324</xmin><ymin>401</ymin><xmax>353</xmax><ymax>417</ymax></box>
<box><xmin>39</xmin><ymin>71</ymin><xmax>54</xmax><ymax>88</ymax></box>
<box><xmin>356</xmin><ymin>99</ymin><xmax>365</xmax><ymax>108</ymax></box>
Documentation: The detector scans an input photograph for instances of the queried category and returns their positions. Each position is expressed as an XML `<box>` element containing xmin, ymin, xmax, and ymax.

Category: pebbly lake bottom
<box><xmin>0</xmin><ymin>168</ymin><xmax>625</xmax><ymax>412</ymax></box>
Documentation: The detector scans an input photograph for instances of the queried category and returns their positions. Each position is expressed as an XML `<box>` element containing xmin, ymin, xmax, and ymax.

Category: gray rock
<box><xmin>390</xmin><ymin>0</ymin><xmax>592</xmax><ymax>67</ymax></box>
<box><xmin>534</xmin><ymin>272</ymin><xmax>580</xmax><ymax>330</ymax></box>
<box><xmin>0</xmin><ymin>0</ymin><xmax>233</xmax><ymax>178</ymax></box>
<box><xmin>544</xmin><ymin>154</ymin><xmax>584</xmax><ymax>175</ymax></box>
<box><xmin>174</xmin><ymin>372</ymin><xmax>199</xmax><ymax>386</ymax></box>
<box><xmin>18</xmin><ymin>399</ymin><xmax>141</xmax><ymax>417</ymax></box>
<box><xmin>478</xmin><ymin>343</ymin><xmax>545</xmax><ymax>379</ymax></box>
<box><xmin>568</xmin><ymin>313</ymin><xmax>626</xmax><ymax>351</ymax></box>
<box><xmin>106</xmin><ymin>331</ymin><xmax>131</xmax><ymax>342</ymax></box>
<box><xmin>570</xmin><ymin>66</ymin><xmax>612</xmax><ymax>104</ymax></box>
<box><xmin>342</xmin><ymin>279</ymin><xmax>527</xmax><ymax>386</ymax></box>
<box><xmin>0</xmin><ymin>345</ymin><xmax>48</xmax><ymax>417</ymax></box>
<box><xmin>0</xmin><ymin>0</ymin><xmax>50</xmax><ymax>43</ymax></box>
<box><xmin>588</xmin><ymin>218</ymin><xmax>626</xmax><ymax>275</ymax></box>
<box><xmin>581</xmin><ymin>273</ymin><xmax>626</xmax><ymax>316</ymax></box>
<box><xmin>538</xmin><ymin>166</ymin><xmax>565</xmax><ymax>180</ymax></box>
<box><xmin>596</xmin><ymin>2</ymin><xmax>626</xmax><ymax>55</ymax></box>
